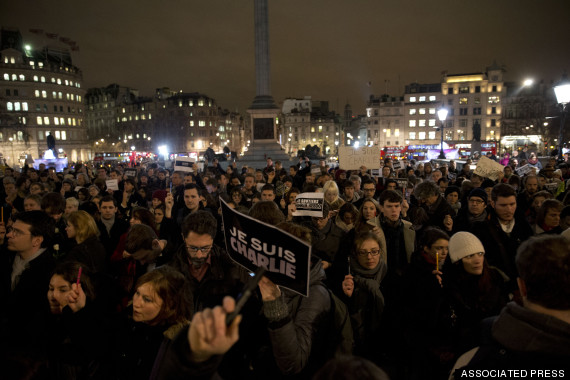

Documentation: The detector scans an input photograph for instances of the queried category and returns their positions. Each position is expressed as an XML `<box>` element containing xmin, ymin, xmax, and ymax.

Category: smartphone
<box><xmin>226</xmin><ymin>266</ymin><xmax>267</xmax><ymax>326</ymax></box>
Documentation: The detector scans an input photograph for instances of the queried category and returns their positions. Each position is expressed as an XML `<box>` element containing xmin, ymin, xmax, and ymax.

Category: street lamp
<box><xmin>437</xmin><ymin>107</ymin><xmax>449</xmax><ymax>159</ymax></box>
<box><xmin>554</xmin><ymin>77</ymin><xmax>570</xmax><ymax>158</ymax></box>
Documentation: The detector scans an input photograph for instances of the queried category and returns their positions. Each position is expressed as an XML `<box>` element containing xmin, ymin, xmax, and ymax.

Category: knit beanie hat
<box><xmin>152</xmin><ymin>189</ymin><xmax>167</xmax><ymax>203</ymax></box>
<box><xmin>468</xmin><ymin>188</ymin><xmax>488</xmax><ymax>204</ymax></box>
<box><xmin>449</xmin><ymin>231</ymin><xmax>485</xmax><ymax>263</ymax></box>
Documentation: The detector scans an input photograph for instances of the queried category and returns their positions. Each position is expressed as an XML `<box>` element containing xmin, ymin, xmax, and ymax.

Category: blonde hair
<box><xmin>323</xmin><ymin>180</ymin><xmax>339</xmax><ymax>199</ymax></box>
<box><xmin>67</xmin><ymin>210</ymin><xmax>99</xmax><ymax>243</ymax></box>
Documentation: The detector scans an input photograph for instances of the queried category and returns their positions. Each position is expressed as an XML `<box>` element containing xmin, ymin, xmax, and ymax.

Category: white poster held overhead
<box><xmin>339</xmin><ymin>146</ymin><xmax>380</xmax><ymax>170</ymax></box>
<box><xmin>174</xmin><ymin>157</ymin><xmax>196</xmax><ymax>172</ymax></box>
<box><xmin>473</xmin><ymin>156</ymin><xmax>505</xmax><ymax>181</ymax></box>
<box><xmin>292</xmin><ymin>192</ymin><xmax>325</xmax><ymax>218</ymax></box>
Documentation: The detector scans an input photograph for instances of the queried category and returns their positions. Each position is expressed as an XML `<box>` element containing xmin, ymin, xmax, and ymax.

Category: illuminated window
<box><xmin>488</xmin><ymin>96</ymin><xmax>500</xmax><ymax>104</ymax></box>
<box><xmin>33</xmin><ymin>75</ymin><xmax>38</xmax><ymax>81</ymax></box>
<box><xmin>11</xmin><ymin>74</ymin><xmax>17</xmax><ymax>81</ymax></box>
<box><xmin>7</xmin><ymin>102</ymin><xmax>13</xmax><ymax>111</ymax></box>
<box><xmin>386</xmin><ymin>129</ymin><xmax>391</xmax><ymax>137</ymax></box>
<box><xmin>41</xmin><ymin>76</ymin><xmax>45</xmax><ymax>83</ymax></box>
<box><xmin>37</xmin><ymin>116</ymin><xmax>43</xmax><ymax>125</ymax></box>
<box><xmin>409</xmin><ymin>120</ymin><xmax>416</xmax><ymax>127</ymax></box>
<box><xmin>189</xmin><ymin>100</ymin><xmax>193</xmax><ymax>106</ymax></box>
<box><xmin>409</xmin><ymin>132</ymin><xmax>416</xmax><ymax>139</ymax></box>
<box><xmin>65</xmin><ymin>80</ymin><xmax>69</xmax><ymax>86</ymax></box>
<box><xmin>57</xmin><ymin>78</ymin><xmax>61</xmax><ymax>85</ymax></box>
<box><xmin>459</xmin><ymin>98</ymin><xmax>468</xmax><ymax>105</ymax></box>
<box><xmin>58</xmin><ymin>92</ymin><xmax>62</xmax><ymax>99</ymax></box>
<box><xmin>311</xmin><ymin>127</ymin><xmax>315</xmax><ymax>132</ymax></box>
<box><xmin>318</xmin><ymin>125</ymin><xmax>322</xmax><ymax>132</ymax></box>
<box><xmin>428</xmin><ymin>131</ymin><xmax>436</xmax><ymax>139</ymax></box>
<box><xmin>22</xmin><ymin>102</ymin><xmax>28</xmax><ymax>111</ymax></box>
<box><xmin>409</xmin><ymin>97</ymin><xmax>416</xmax><ymax>102</ymax></box>
<box><xmin>44</xmin><ymin>116</ymin><xmax>50</xmax><ymax>125</ymax></box>
<box><xmin>199</xmin><ymin>120</ymin><xmax>206</xmax><ymax>127</ymax></box>
<box><xmin>419</xmin><ymin>108</ymin><xmax>426</xmax><ymax>114</ymax></box>
<box><xmin>61</xmin><ymin>131</ymin><xmax>66</xmax><ymax>140</ymax></box>
<box><xmin>198</xmin><ymin>99</ymin><xmax>204</xmax><ymax>106</ymax></box>
<box><xmin>409</xmin><ymin>109</ymin><xmax>416</xmax><ymax>115</ymax></box>
<box><xmin>52</xmin><ymin>91</ymin><xmax>57</xmax><ymax>99</ymax></box>
<box><xmin>60</xmin><ymin>117</ymin><xmax>64</xmax><ymax>125</ymax></box>
<box><xmin>419</xmin><ymin>132</ymin><xmax>426</xmax><ymax>140</ymax></box>
<box><xmin>3</xmin><ymin>74</ymin><xmax>9</xmax><ymax>80</ymax></box>
<box><xmin>72</xmin><ymin>118</ymin><xmax>76</xmax><ymax>126</ymax></box>
<box><xmin>55</xmin><ymin>131</ymin><xmax>61</xmax><ymax>139</ymax></box>
<box><xmin>54</xmin><ymin>117</ymin><xmax>59</xmax><ymax>125</ymax></box>
<box><xmin>19</xmin><ymin>75</ymin><xmax>25</xmax><ymax>81</ymax></box>
<box><xmin>429</xmin><ymin>96</ymin><xmax>436</xmax><ymax>101</ymax></box>
<box><xmin>14</xmin><ymin>102</ymin><xmax>21</xmax><ymax>111</ymax></box>
<box><xmin>459</xmin><ymin>86</ymin><xmax>469</xmax><ymax>94</ymax></box>
<box><xmin>395</xmin><ymin>129</ymin><xmax>400</xmax><ymax>137</ymax></box>
<box><xmin>419</xmin><ymin>120</ymin><xmax>426</xmax><ymax>127</ymax></box>
<box><xmin>429</xmin><ymin>108</ymin><xmax>436</xmax><ymax>114</ymax></box>
<box><xmin>429</xmin><ymin>119</ymin><xmax>436</xmax><ymax>127</ymax></box>
<box><xmin>419</xmin><ymin>96</ymin><xmax>426</xmax><ymax>102</ymax></box>
<box><xmin>148</xmin><ymin>114</ymin><xmax>152</xmax><ymax>119</ymax></box>
<box><xmin>42</xmin><ymin>91</ymin><xmax>47</xmax><ymax>98</ymax></box>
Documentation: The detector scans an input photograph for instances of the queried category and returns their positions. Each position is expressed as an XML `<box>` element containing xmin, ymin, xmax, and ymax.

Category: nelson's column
<box><xmin>242</xmin><ymin>0</ymin><xmax>291</xmax><ymax>165</ymax></box>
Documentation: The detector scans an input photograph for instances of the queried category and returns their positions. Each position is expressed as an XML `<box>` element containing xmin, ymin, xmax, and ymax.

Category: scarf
<box><xmin>350</xmin><ymin>255</ymin><xmax>386</xmax><ymax>304</ymax></box>
<box><xmin>468</xmin><ymin>209</ymin><xmax>488</xmax><ymax>224</ymax></box>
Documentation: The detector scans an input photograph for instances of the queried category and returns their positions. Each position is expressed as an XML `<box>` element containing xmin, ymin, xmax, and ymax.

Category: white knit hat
<box><xmin>449</xmin><ymin>232</ymin><xmax>485</xmax><ymax>263</ymax></box>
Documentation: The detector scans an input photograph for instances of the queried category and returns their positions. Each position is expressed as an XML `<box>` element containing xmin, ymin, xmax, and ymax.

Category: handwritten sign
<box><xmin>339</xmin><ymin>146</ymin><xmax>380</xmax><ymax>170</ymax></box>
<box><xmin>293</xmin><ymin>192</ymin><xmax>325</xmax><ymax>218</ymax></box>
<box><xmin>221</xmin><ymin>199</ymin><xmax>311</xmax><ymax>297</ymax></box>
<box><xmin>392</xmin><ymin>160</ymin><xmax>403</xmax><ymax>170</ymax></box>
<box><xmin>544</xmin><ymin>182</ymin><xmax>559</xmax><ymax>192</ymax></box>
<box><xmin>124</xmin><ymin>169</ymin><xmax>137</xmax><ymax>178</ymax></box>
<box><xmin>473</xmin><ymin>156</ymin><xmax>504</xmax><ymax>181</ymax></box>
<box><xmin>105</xmin><ymin>179</ymin><xmax>119</xmax><ymax>191</ymax></box>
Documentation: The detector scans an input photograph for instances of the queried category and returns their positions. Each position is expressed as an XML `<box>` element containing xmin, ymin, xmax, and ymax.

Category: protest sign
<box><xmin>544</xmin><ymin>182</ymin><xmax>559</xmax><ymax>192</ymax></box>
<box><xmin>392</xmin><ymin>160</ymin><xmax>403</xmax><ymax>170</ymax></box>
<box><xmin>221</xmin><ymin>199</ymin><xmax>311</xmax><ymax>297</ymax></box>
<box><xmin>371</xmin><ymin>169</ymin><xmax>381</xmax><ymax>177</ymax></box>
<box><xmin>515</xmin><ymin>164</ymin><xmax>532</xmax><ymax>177</ymax></box>
<box><xmin>124</xmin><ymin>168</ymin><xmax>137</xmax><ymax>178</ymax></box>
<box><xmin>395</xmin><ymin>179</ymin><xmax>408</xmax><ymax>189</ymax></box>
<box><xmin>448</xmin><ymin>173</ymin><xmax>457</xmax><ymax>181</ymax></box>
<box><xmin>105</xmin><ymin>179</ymin><xmax>119</xmax><ymax>191</ymax></box>
<box><xmin>311</xmin><ymin>166</ymin><xmax>322</xmax><ymax>175</ymax></box>
<box><xmin>473</xmin><ymin>156</ymin><xmax>505</xmax><ymax>181</ymax></box>
<box><xmin>174</xmin><ymin>157</ymin><xmax>195</xmax><ymax>172</ymax></box>
<box><xmin>292</xmin><ymin>192</ymin><xmax>325</xmax><ymax>218</ymax></box>
<box><xmin>339</xmin><ymin>146</ymin><xmax>380</xmax><ymax>170</ymax></box>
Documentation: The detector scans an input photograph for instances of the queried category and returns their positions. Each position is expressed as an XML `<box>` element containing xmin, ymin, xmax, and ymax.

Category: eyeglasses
<box><xmin>468</xmin><ymin>199</ymin><xmax>485</xmax><ymax>205</ymax></box>
<box><xmin>186</xmin><ymin>245</ymin><xmax>212</xmax><ymax>254</ymax></box>
<box><xmin>7</xmin><ymin>227</ymin><xmax>31</xmax><ymax>237</ymax></box>
<box><xmin>357</xmin><ymin>249</ymin><xmax>380</xmax><ymax>257</ymax></box>
<box><xmin>363</xmin><ymin>188</ymin><xmax>375</xmax><ymax>192</ymax></box>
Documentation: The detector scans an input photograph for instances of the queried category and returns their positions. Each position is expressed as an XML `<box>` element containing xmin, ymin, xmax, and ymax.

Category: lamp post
<box><xmin>437</xmin><ymin>107</ymin><xmax>449</xmax><ymax>159</ymax></box>
<box><xmin>554</xmin><ymin>77</ymin><xmax>570</xmax><ymax>159</ymax></box>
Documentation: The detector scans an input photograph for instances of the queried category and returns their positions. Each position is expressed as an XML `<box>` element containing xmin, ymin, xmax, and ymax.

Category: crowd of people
<box><xmin>0</xmin><ymin>153</ymin><xmax>569</xmax><ymax>380</ymax></box>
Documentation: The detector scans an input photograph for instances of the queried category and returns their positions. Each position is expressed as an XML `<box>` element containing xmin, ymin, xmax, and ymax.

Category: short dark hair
<box><xmin>361</xmin><ymin>179</ymin><xmax>376</xmax><ymax>188</ymax></box>
<box><xmin>516</xmin><ymin>235</ymin><xmax>570</xmax><ymax>309</ymax></box>
<box><xmin>184</xmin><ymin>183</ymin><xmax>199</xmax><ymax>192</ymax></box>
<box><xmin>414</xmin><ymin>181</ymin><xmax>439</xmax><ymax>200</ymax></box>
<box><xmin>131</xmin><ymin>207</ymin><xmax>156</xmax><ymax>231</ymax></box>
<box><xmin>181</xmin><ymin>210</ymin><xmax>217</xmax><ymax>239</ymax></box>
<box><xmin>379</xmin><ymin>189</ymin><xmax>403</xmax><ymax>205</ymax></box>
<box><xmin>491</xmin><ymin>183</ymin><xmax>516</xmax><ymax>202</ymax></box>
<box><xmin>343</xmin><ymin>179</ymin><xmax>354</xmax><ymax>190</ymax></box>
<box><xmin>420</xmin><ymin>227</ymin><xmax>449</xmax><ymax>250</ymax></box>
<box><xmin>41</xmin><ymin>193</ymin><xmax>66</xmax><ymax>214</ymax></box>
<box><xmin>260</xmin><ymin>184</ymin><xmax>275</xmax><ymax>194</ymax></box>
<box><xmin>99</xmin><ymin>195</ymin><xmax>117</xmax><ymax>207</ymax></box>
<box><xmin>14</xmin><ymin>211</ymin><xmax>54</xmax><ymax>248</ymax></box>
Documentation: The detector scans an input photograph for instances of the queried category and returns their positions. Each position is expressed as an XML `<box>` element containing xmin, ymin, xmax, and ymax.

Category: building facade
<box><xmin>0</xmin><ymin>28</ymin><xmax>89</xmax><ymax>167</ymax></box>
<box><xmin>86</xmin><ymin>87</ymin><xmax>244</xmax><ymax>156</ymax></box>
<box><xmin>279</xmin><ymin>97</ymin><xmax>341</xmax><ymax>156</ymax></box>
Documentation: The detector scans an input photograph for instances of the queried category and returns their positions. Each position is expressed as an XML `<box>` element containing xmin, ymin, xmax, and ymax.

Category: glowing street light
<box><xmin>523</xmin><ymin>78</ymin><xmax>534</xmax><ymax>87</ymax></box>
<box><xmin>437</xmin><ymin>106</ymin><xmax>449</xmax><ymax>159</ymax></box>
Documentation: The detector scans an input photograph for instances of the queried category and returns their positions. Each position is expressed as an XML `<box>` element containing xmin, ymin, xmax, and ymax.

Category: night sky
<box><xmin>2</xmin><ymin>0</ymin><xmax>569</xmax><ymax>114</ymax></box>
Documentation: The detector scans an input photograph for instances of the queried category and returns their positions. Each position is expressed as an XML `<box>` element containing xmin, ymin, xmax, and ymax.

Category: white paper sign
<box><xmin>339</xmin><ymin>146</ymin><xmax>380</xmax><ymax>170</ymax></box>
<box><xmin>371</xmin><ymin>169</ymin><xmax>381</xmax><ymax>177</ymax></box>
<box><xmin>392</xmin><ymin>160</ymin><xmax>403</xmax><ymax>170</ymax></box>
<box><xmin>106</xmin><ymin>179</ymin><xmax>119</xmax><ymax>191</ymax></box>
<box><xmin>174</xmin><ymin>157</ymin><xmax>196</xmax><ymax>172</ymax></box>
<box><xmin>473</xmin><ymin>156</ymin><xmax>505</xmax><ymax>181</ymax></box>
<box><xmin>515</xmin><ymin>164</ymin><xmax>532</xmax><ymax>177</ymax></box>
<box><xmin>292</xmin><ymin>192</ymin><xmax>325</xmax><ymax>217</ymax></box>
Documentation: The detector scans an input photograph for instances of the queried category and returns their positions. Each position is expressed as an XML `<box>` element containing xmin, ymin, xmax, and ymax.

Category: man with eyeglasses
<box><xmin>354</xmin><ymin>179</ymin><xmax>377</xmax><ymax>210</ymax></box>
<box><xmin>453</xmin><ymin>188</ymin><xmax>489</xmax><ymax>233</ymax></box>
<box><xmin>168</xmin><ymin>210</ymin><xmax>245</xmax><ymax>312</ymax></box>
<box><xmin>0</xmin><ymin>211</ymin><xmax>55</xmax><ymax>355</ymax></box>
